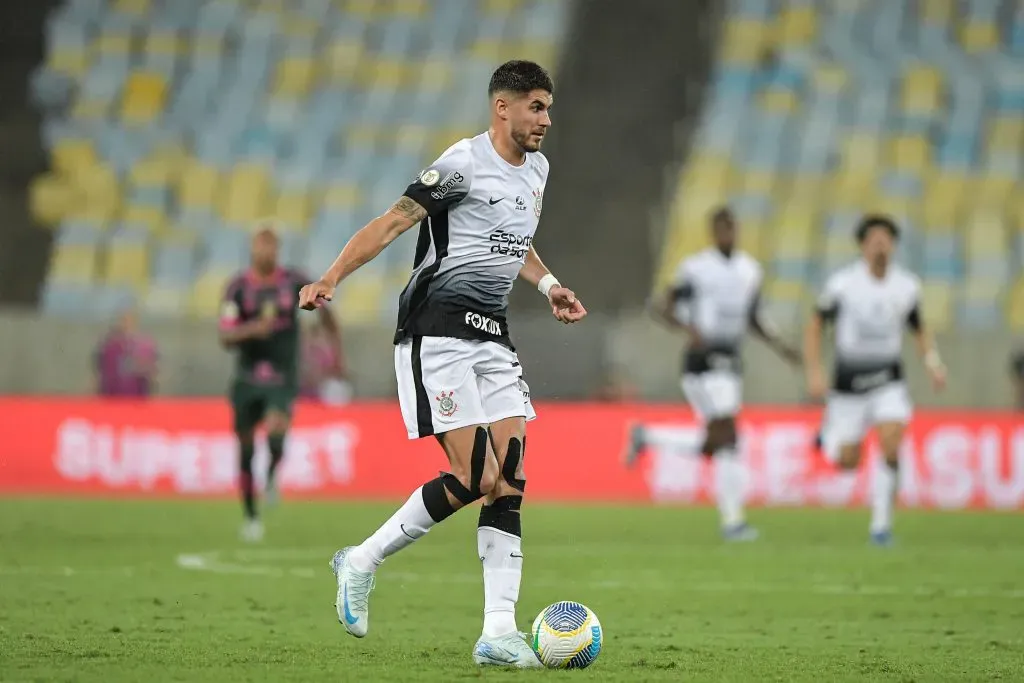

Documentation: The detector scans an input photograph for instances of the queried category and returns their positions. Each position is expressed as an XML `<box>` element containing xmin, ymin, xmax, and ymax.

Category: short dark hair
<box><xmin>855</xmin><ymin>214</ymin><xmax>900</xmax><ymax>243</ymax></box>
<box><xmin>710</xmin><ymin>206</ymin><xmax>734</xmax><ymax>225</ymax></box>
<box><xmin>488</xmin><ymin>60</ymin><xmax>553</xmax><ymax>97</ymax></box>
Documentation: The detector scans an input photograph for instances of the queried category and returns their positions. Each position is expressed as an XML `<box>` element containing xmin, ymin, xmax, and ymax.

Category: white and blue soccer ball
<box><xmin>530</xmin><ymin>601</ymin><xmax>603</xmax><ymax>669</ymax></box>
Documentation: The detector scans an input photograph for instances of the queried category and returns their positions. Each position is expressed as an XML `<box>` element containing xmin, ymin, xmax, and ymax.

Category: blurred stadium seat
<box><xmin>32</xmin><ymin>0</ymin><xmax>570</xmax><ymax>321</ymax></box>
<box><xmin>659</xmin><ymin>0</ymin><xmax>1024</xmax><ymax>330</ymax></box>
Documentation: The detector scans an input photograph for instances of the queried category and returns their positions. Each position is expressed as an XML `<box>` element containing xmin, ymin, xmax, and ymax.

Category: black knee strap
<box><xmin>440</xmin><ymin>427</ymin><xmax>488</xmax><ymax>504</ymax></box>
<box><xmin>496</xmin><ymin>434</ymin><xmax>527</xmax><ymax>492</ymax></box>
<box><xmin>479</xmin><ymin>495</ymin><xmax>522</xmax><ymax>537</ymax></box>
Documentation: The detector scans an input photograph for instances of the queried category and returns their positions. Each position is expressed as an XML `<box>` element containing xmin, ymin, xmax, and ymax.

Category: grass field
<box><xmin>0</xmin><ymin>498</ymin><xmax>1021</xmax><ymax>682</ymax></box>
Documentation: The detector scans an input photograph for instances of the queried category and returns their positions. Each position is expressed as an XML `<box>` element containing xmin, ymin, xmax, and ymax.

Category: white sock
<box><xmin>870</xmin><ymin>459</ymin><xmax>898</xmax><ymax>533</ymax></box>
<box><xmin>714</xmin><ymin>447</ymin><xmax>746</xmax><ymax>528</ymax></box>
<box><xmin>478</xmin><ymin>526</ymin><xmax>522</xmax><ymax>638</ymax></box>
<box><xmin>348</xmin><ymin>486</ymin><xmax>438</xmax><ymax>572</ymax></box>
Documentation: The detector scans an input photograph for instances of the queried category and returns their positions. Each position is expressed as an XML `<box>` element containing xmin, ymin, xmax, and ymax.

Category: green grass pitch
<box><xmin>0</xmin><ymin>498</ymin><xmax>1021</xmax><ymax>682</ymax></box>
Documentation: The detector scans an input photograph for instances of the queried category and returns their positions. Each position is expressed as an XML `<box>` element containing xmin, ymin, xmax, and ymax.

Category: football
<box><xmin>530</xmin><ymin>601</ymin><xmax>603</xmax><ymax>669</ymax></box>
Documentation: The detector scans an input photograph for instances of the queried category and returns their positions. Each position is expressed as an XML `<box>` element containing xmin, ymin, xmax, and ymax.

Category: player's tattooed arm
<box><xmin>316</xmin><ymin>196</ymin><xmax>425</xmax><ymax>288</ymax></box>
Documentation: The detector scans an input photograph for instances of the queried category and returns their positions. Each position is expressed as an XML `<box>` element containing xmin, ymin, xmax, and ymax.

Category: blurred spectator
<box><xmin>94</xmin><ymin>308</ymin><xmax>158</xmax><ymax>397</ymax></box>
<box><xmin>1012</xmin><ymin>349</ymin><xmax>1024</xmax><ymax>409</ymax></box>
<box><xmin>300</xmin><ymin>315</ymin><xmax>350</xmax><ymax>405</ymax></box>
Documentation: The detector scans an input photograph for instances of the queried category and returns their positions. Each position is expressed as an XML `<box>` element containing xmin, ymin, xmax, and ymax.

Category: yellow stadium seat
<box><xmin>963</xmin><ymin>211</ymin><xmax>1008</xmax><ymax>259</ymax></box>
<box><xmin>971</xmin><ymin>176</ymin><xmax>1015</xmax><ymax>210</ymax></box>
<box><xmin>515</xmin><ymin>41</ymin><xmax>557</xmax><ymax>71</ymax></box>
<box><xmin>986</xmin><ymin>117</ymin><xmax>1024</xmax><ymax>152</ymax></box>
<box><xmin>282</xmin><ymin>17</ymin><xmax>320</xmax><ymax>39</ymax></box>
<box><xmin>786</xmin><ymin>176</ymin><xmax>826</xmax><ymax>204</ymax></box>
<box><xmin>104</xmin><ymin>244</ymin><xmax>150</xmax><ymax>289</ymax></box>
<box><xmin>1007</xmin><ymin>279</ymin><xmax>1024</xmax><ymax>330</ymax></box>
<box><xmin>129</xmin><ymin>158</ymin><xmax>174</xmax><ymax>188</ymax></box>
<box><xmin>919</xmin><ymin>0</ymin><xmax>953</xmax><ymax>23</ymax></box>
<box><xmin>840</xmin><ymin>133</ymin><xmax>882</xmax><ymax>170</ymax></box>
<box><xmin>94</xmin><ymin>31</ymin><xmax>132</xmax><ymax>56</ymax></box>
<box><xmin>48</xmin><ymin>45</ymin><xmax>89</xmax><ymax>79</ymax></box>
<box><xmin>469</xmin><ymin>39</ymin><xmax>519</xmax><ymax>63</ymax></box>
<box><xmin>30</xmin><ymin>173</ymin><xmax>76</xmax><ymax>226</ymax></box>
<box><xmin>272</xmin><ymin>56</ymin><xmax>316</xmax><ymax>97</ymax></box>
<box><xmin>49</xmin><ymin>244</ymin><xmax>99</xmax><ymax>284</ymax></box>
<box><xmin>822</xmin><ymin>231</ymin><xmax>858</xmax><ymax>260</ymax></box>
<box><xmin>70</xmin><ymin>99</ymin><xmax>110</xmax><ymax>121</ymax></box>
<box><xmin>221</xmin><ymin>164</ymin><xmax>271</xmax><ymax>224</ymax></box>
<box><xmin>121</xmin><ymin>204</ymin><xmax>167</xmax><ymax>234</ymax></box>
<box><xmin>760</xmin><ymin>88</ymin><xmax>799</xmax><ymax>113</ymax></box>
<box><xmin>737</xmin><ymin>169</ymin><xmax>777</xmax><ymax>196</ymax></box>
<box><xmin>120</xmin><ymin>71</ymin><xmax>169</xmax><ymax>125</ymax></box>
<box><xmin>394</xmin><ymin>124</ymin><xmax>432</xmax><ymax>153</ymax></box>
<box><xmin>143</xmin><ymin>31</ymin><xmax>179</xmax><ymax>58</ymax></box>
<box><xmin>322</xmin><ymin>183</ymin><xmax>361</xmax><ymax>210</ymax></box>
<box><xmin>272</xmin><ymin>190</ymin><xmax>313</xmax><ymax>229</ymax></box>
<box><xmin>114</xmin><ymin>0</ymin><xmax>151</xmax><ymax>14</ymax></box>
<box><xmin>192</xmin><ymin>36</ymin><xmax>223</xmax><ymax>58</ymax></box>
<box><xmin>482</xmin><ymin>0</ymin><xmax>526</xmax><ymax>14</ymax></box>
<box><xmin>961</xmin><ymin>21</ymin><xmax>999</xmax><ymax>53</ymax></box>
<box><xmin>75</xmin><ymin>164</ymin><xmax>122</xmax><ymax>220</ymax></box>
<box><xmin>773</xmin><ymin>223</ymin><xmax>813</xmax><ymax>260</ymax></box>
<box><xmin>812</xmin><ymin>63</ymin><xmax>849</xmax><ymax>93</ymax></box>
<box><xmin>323</xmin><ymin>42</ymin><xmax>363</xmax><ymax>81</ymax></box>
<box><xmin>337</xmin><ymin>272</ymin><xmax>386</xmax><ymax>324</ymax></box>
<box><xmin>830</xmin><ymin>170</ymin><xmax>875</xmax><ymax>208</ymax></box>
<box><xmin>343</xmin><ymin>0</ymin><xmax>387</xmax><ymax>17</ymax></box>
<box><xmin>777</xmin><ymin>6</ymin><xmax>818</xmax><ymax>47</ymax></box>
<box><xmin>178</xmin><ymin>163</ymin><xmax>221</xmax><ymax>209</ymax></box>
<box><xmin>721</xmin><ymin>19</ymin><xmax>772</xmax><ymax>61</ymax></box>
<box><xmin>775</xmin><ymin>204</ymin><xmax>817</xmax><ymax>235</ymax></box>
<box><xmin>392</xmin><ymin>0</ymin><xmax>429</xmax><ymax>15</ymax></box>
<box><xmin>888</xmin><ymin>135</ymin><xmax>931</xmax><ymax>171</ymax></box>
<box><xmin>189</xmin><ymin>271</ymin><xmax>232</xmax><ymax>318</ymax></box>
<box><xmin>901</xmin><ymin>66</ymin><xmax>942</xmax><ymax>112</ymax></box>
<box><xmin>355</xmin><ymin>59</ymin><xmax>416</xmax><ymax>89</ymax></box>
<box><xmin>52</xmin><ymin>139</ymin><xmax>97</xmax><ymax>177</ymax></box>
<box><xmin>920</xmin><ymin>282</ymin><xmax>952</xmax><ymax>332</ymax></box>
<box><xmin>739</xmin><ymin>219</ymin><xmax>770</xmax><ymax>261</ymax></box>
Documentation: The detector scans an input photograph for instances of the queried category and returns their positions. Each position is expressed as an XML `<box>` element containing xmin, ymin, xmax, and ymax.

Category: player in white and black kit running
<box><xmin>805</xmin><ymin>215</ymin><xmax>946</xmax><ymax>546</ymax></box>
<box><xmin>298</xmin><ymin>61</ymin><xmax>585</xmax><ymax>668</ymax></box>
<box><xmin>623</xmin><ymin>208</ymin><xmax>801</xmax><ymax>541</ymax></box>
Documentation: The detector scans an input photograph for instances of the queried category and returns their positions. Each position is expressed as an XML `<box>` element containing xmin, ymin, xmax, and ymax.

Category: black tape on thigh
<box><xmin>501</xmin><ymin>436</ymin><xmax>527</xmax><ymax>492</ymax></box>
<box><xmin>440</xmin><ymin>427</ymin><xmax>489</xmax><ymax>504</ymax></box>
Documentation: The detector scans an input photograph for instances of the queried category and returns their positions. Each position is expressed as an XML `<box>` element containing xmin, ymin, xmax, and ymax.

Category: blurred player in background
<box><xmin>623</xmin><ymin>207</ymin><xmax>801</xmax><ymax>541</ymax></box>
<box><xmin>219</xmin><ymin>225</ymin><xmax>340</xmax><ymax>542</ymax></box>
<box><xmin>805</xmin><ymin>215</ymin><xmax>946</xmax><ymax>546</ymax></box>
<box><xmin>299</xmin><ymin>60</ymin><xmax>585</xmax><ymax>667</ymax></box>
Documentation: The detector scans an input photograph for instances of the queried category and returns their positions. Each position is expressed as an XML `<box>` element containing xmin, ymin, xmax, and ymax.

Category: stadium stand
<box><xmin>30</xmin><ymin>0</ymin><xmax>569</xmax><ymax>323</ymax></box>
<box><xmin>658</xmin><ymin>0</ymin><xmax>1024</xmax><ymax>332</ymax></box>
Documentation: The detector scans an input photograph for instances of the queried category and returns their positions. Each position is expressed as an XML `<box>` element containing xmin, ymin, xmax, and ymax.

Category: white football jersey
<box><xmin>395</xmin><ymin>132</ymin><xmax>548</xmax><ymax>348</ymax></box>
<box><xmin>671</xmin><ymin>248</ymin><xmax>763</xmax><ymax>347</ymax></box>
<box><xmin>816</xmin><ymin>259</ymin><xmax>921</xmax><ymax>392</ymax></box>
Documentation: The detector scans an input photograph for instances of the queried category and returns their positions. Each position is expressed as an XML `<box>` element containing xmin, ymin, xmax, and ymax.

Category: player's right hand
<box><xmin>806</xmin><ymin>368</ymin><xmax>827</xmax><ymax>402</ymax></box>
<box><xmin>299</xmin><ymin>280</ymin><xmax>334</xmax><ymax>310</ymax></box>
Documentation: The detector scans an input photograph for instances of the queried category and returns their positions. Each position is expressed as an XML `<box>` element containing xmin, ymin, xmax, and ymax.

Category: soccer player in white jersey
<box><xmin>298</xmin><ymin>61</ymin><xmax>585</xmax><ymax>667</ymax></box>
<box><xmin>623</xmin><ymin>207</ymin><xmax>801</xmax><ymax>540</ymax></box>
<box><xmin>805</xmin><ymin>215</ymin><xmax>946</xmax><ymax>546</ymax></box>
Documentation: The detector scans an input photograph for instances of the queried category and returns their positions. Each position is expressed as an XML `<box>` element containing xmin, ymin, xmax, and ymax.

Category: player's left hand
<box><xmin>548</xmin><ymin>286</ymin><xmax>587</xmax><ymax>324</ymax></box>
<box><xmin>928</xmin><ymin>363</ymin><xmax>947</xmax><ymax>391</ymax></box>
<box><xmin>298</xmin><ymin>280</ymin><xmax>334</xmax><ymax>310</ymax></box>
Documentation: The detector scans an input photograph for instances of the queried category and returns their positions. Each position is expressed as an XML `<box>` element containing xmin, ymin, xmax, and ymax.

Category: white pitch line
<box><xmin>0</xmin><ymin>566</ymin><xmax>136</xmax><ymax>577</ymax></box>
<box><xmin>173</xmin><ymin>550</ymin><xmax>1024</xmax><ymax>600</ymax></box>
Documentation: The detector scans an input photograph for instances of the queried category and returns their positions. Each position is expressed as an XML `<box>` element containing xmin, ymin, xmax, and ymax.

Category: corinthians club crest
<box><xmin>532</xmin><ymin>187</ymin><xmax>543</xmax><ymax>217</ymax></box>
<box><xmin>436</xmin><ymin>390</ymin><xmax>458</xmax><ymax>417</ymax></box>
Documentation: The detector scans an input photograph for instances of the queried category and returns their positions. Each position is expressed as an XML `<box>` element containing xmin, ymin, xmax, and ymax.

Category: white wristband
<box><xmin>925</xmin><ymin>349</ymin><xmax>944</xmax><ymax>371</ymax></box>
<box><xmin>538</xmin><ymin>273</ymin><xmax>560</xmax><ymax>298</ymax></box>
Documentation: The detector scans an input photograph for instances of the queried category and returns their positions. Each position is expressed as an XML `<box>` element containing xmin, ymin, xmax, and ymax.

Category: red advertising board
<box><xmin>0</xmin><ymin>398</ymin><xmax>1021</xmax><ymax>509</ymax></box>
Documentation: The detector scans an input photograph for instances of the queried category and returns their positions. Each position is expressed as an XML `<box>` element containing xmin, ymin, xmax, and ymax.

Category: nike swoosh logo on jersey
<box><xmin>488</xmin><ymin>197</ymin><xmax>504</xmax><ymax>205</ymax></box>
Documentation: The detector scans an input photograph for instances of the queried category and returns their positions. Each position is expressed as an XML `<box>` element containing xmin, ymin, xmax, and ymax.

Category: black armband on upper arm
<box><xmin>905</xmin><ymin>303</ymin><xmax>922</xmax><ymax>332</ymax></box>
<box><xmin>815</xmin><ymin>304</ymin><xmax>838</xmax><ymax>323</ymax></box>
<box><xmin>670</xmin><ymin>281</ymin><xmax>694</xmax><ymax>303</ymax></box>
<box><xmin>403</xmin><ymin>155</ymin><xmax>472</xmax><ymax>217</ymax></box>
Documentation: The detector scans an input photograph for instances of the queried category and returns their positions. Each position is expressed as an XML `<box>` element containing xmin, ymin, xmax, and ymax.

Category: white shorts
<box><xmin>680</xmin><ymin>371</ymin><xmax>742</xmax><ymax>421</ymax></box>
<box><xmin>821</xmin><ymin>381</ymin><xmax>913</xmax><ymax>459</ymax></box>
<box><xmin>395</xmin><ymin>336</ymin><xmax>536</xmax><ymax>440</ymax></box>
